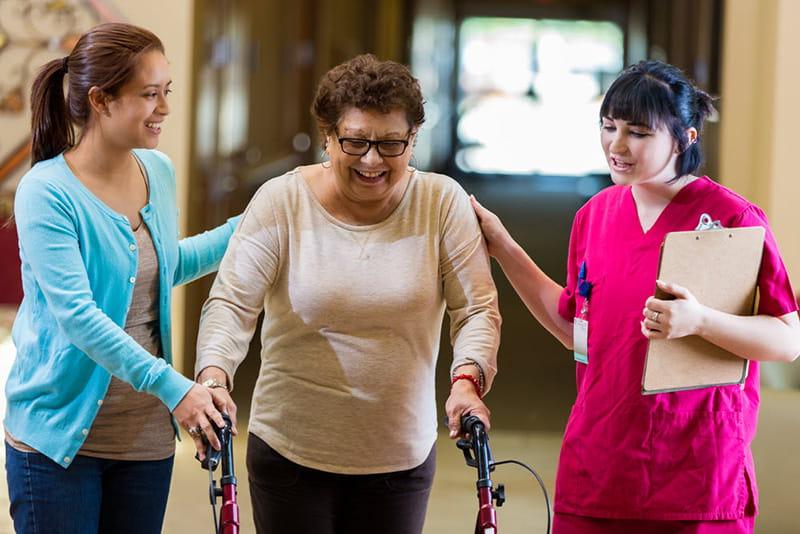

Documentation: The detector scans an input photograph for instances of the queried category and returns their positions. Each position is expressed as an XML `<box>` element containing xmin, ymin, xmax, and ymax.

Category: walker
<box><xmin>197</xmin><ymin>413</ymin><xmax>240</xmax><ymax>534</ymax></box>
<box><xmin>456</xmin><ymin>414</ymin><xmax>552</xmax><ymax>534</ymax></box>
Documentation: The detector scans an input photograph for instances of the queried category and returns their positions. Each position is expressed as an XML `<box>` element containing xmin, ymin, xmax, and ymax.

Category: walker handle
<box><xmin>196</xmin><ymin>413</ymin><xmax>233</xmax><ymax>471</ymax></box>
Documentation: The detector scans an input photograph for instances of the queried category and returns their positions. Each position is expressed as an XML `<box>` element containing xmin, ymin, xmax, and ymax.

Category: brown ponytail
<box><xmin>28</xmin><ymin>22</ymin><xmax>164</xmax><ymax>166</ymax></box>
<box><xmin>30</xmin><ymin>58</ymin><xmax>74</xmax><ymax>165</ymax></box>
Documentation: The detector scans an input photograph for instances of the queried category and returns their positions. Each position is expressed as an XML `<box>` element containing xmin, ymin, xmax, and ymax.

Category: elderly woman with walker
<box><xmin>195</xmin><ymin>54</ymin><xmax>501</xmax><ymax>534</ymax></box>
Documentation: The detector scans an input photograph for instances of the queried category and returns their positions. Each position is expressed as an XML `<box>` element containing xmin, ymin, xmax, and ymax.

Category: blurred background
<box><xmin>0</xmin><ymin>0</ymin><xmax>798</xmax><ymax>532</ymax></box>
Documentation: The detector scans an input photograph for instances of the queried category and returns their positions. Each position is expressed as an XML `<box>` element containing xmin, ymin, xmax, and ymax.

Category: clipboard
<box><xmin>641</xmin><ymin>225</ymin><xmax>765</xmax><ymax>394</ymax></box>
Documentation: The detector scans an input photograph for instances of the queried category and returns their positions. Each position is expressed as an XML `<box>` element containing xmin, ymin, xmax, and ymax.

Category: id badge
<box><xmin>573</xmin><ymin>317</ymin><xmax>588</xmax><ymax>364</ymax></box>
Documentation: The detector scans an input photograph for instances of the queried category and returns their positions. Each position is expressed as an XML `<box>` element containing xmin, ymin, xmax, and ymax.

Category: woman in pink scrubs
<box><xmin>471</xmin><ymin>60</ymin><xmax>800</xmax><ymax>533</ymax></box>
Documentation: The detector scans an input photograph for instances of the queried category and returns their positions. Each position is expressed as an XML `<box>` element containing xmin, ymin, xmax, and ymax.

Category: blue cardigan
<box><xmin>5</xmin><ymin>149</ymin><xmax>239</xmax><ymax>467</ymax></box>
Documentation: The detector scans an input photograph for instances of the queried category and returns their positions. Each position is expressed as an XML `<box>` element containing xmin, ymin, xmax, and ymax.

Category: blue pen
<box><xmin>578</xmin><ymin>261</ymin><xmax>592</xmax><ymax>299</ymax></box>
<box><xmin>574</xmin><ymin>261</ymin><xmax>591</xmax><ymax>364</ymax></box>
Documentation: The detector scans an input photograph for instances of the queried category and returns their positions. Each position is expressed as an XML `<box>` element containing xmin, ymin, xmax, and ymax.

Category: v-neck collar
<box><xmin>59</xmin><ymin>151</ymin><xmax>152</xmax><ymax>229</ymax></box>
<box><xmin>625</xmin><ymin>177</ymin><xmax>706</xmax><ymax>237</ymax></box>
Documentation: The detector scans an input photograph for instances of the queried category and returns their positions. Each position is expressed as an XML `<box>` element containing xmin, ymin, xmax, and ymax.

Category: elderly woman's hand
<box><xmin>445</xmin><ymin>377</ymin><xmax>491</xmax><ymax>439</ymax></box>
<box><xmin>174</xmin><ymin>366</ymin><xmax>239</xmax><ymax>461</ymax></box>
<box><xmin>197</xmin><ymin>366</ymin><xmax>238</xmax><ymax>433</ymax></box>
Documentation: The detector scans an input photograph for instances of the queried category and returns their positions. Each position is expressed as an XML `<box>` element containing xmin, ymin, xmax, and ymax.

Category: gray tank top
<box><xmin>78</xmin><ymin>222</ymin><xmax>175</xmax><ymax>460</ymax></box>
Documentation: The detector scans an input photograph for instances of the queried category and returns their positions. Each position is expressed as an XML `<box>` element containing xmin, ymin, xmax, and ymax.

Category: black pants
<box><xmin>246</xmin><ymin>433</ymin><xmax>435</xmax><ymax>534</ymax></box>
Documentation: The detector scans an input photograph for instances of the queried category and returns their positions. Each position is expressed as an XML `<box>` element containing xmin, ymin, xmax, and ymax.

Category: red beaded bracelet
<box><xmin>451</xmin><ymin>373</ymin><xmax>482</xmax><ymax>396</ymax></box>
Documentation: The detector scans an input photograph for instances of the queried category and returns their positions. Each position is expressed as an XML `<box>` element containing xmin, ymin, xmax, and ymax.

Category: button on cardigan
<box><xmin>5</xmin><ymin>149</ymin><xmax>239</xmax><ymax>467</ymax></box>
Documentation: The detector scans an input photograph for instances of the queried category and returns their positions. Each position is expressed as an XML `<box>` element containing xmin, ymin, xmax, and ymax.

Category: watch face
<box><xmin>202</xmin><ymin>378</ymin><xmax>225</xmax><ymax>389</ymax></box>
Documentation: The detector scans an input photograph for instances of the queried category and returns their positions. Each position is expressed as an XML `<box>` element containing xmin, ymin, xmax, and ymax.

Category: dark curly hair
<box><xmin>311</xmin><ymin>54</ymin><xmax>425</xmax><ymax>146</ymax></box>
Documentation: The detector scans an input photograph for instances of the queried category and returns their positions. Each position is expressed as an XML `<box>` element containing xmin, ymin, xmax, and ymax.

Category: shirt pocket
<box><xmin>646</xmin><ymin>409</ymin><xmax>746</xmax><ymax>517</ymax></box>
<box><xmin>557</xmin><ymin>401</ymin><xmax>650</xmax><ymax>512</ymax></box>
<box><xmin>573</xmin><ymin>272</ymin><xmax>605</xmax><ymax>320</ymax></box>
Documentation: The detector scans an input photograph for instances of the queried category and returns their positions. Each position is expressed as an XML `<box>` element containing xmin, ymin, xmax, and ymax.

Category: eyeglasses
<box><xmin>336</xmin><ymin>131</ymin><xmax>413</xmax><ymax>157</ymax></box>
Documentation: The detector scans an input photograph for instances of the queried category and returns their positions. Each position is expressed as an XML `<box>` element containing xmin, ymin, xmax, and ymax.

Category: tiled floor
<box><xmin>1</xmin><ymin>389</ymin><xmax>798</xmax><ymax>533</ymax></box>
<box><xmin>163</xmin><ymin>429</ymin><xmax>561</xmax><ymax>534</ymax></box>
<box><xmin>161</xmin><ymin>392</ymin><xmax>800</xmax><ymax>534</ymax></box>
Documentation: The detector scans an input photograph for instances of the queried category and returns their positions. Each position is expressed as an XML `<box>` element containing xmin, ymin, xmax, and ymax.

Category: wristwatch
<box><xmin>201</xmin><ymin>377</ymin><xmax>228</xmax><ymax>391</ymax></box>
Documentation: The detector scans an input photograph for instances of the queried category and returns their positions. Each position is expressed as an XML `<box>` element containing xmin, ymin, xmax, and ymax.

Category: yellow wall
<box><xmin>118</xmin><ymin>1</ymin><xmax>195</xmax><ymax>373</ymax></box>
<box><xmin>720</xmin><ymin>0</ymin><xmax>800</xmax><ymax>386</ymax></box>
<box><xmin>765</xmin><ymin>0</ymin><xmax>800</xmax><ymax>284</ymax></box>
<box><xmin>720</xmin><ymin>0</ymin><xmax>800</xmax><ymax>283</ymax></box>
<box><xmin>116</xmin><ymin>0</ymin><xmax>800</xmax><ymax>380</ymax></box>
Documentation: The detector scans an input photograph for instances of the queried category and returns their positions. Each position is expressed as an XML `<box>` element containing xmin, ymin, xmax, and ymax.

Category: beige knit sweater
<box><xmin>196</xmin><ymin>168</ymin><xmax>500</xmax><ymax>474</ymax></box>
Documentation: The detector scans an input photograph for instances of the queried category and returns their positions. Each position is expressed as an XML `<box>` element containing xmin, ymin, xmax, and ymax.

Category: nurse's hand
<box><xmin>445</xmin><ymin>378</ymin><xmax>491</xmax><ymax>440</ymax></box>
<box><xmin>470</xmin><ymin>195</ymin><xmax>512</xmax><ymax>259</ymax></box>
<box><xmin>641</xmin><ymin>279</ymin><xmax>707</xmax><ymax>340</ymax></box>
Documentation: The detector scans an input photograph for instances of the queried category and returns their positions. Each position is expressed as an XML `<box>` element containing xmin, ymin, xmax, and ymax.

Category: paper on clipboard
<box><xmin>641</xmin><ymin>225</ymin><xmax>765</xmax><ymax>394</ymax></box>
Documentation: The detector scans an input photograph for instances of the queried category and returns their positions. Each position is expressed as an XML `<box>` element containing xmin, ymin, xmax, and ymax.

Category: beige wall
<box><xmin>116</xmin><ymin>0</ymin><xmax>800</xmax><ymax>380</ymax></box>
<box><xmin>720</xmin><ymin>0</ymin><xmax>800</xmax><ymax>282</ymax></box>
<box><xmin>118</xmin><ymin>1</ymin><xmax>195</xmax><ymax>373</ymax></box>
<box><xmin>765</xmin><ymin>0</ymin><xmax>800</xmax><ymax>284</ymax></box>
<box><xmin>720</xmin><ymin>0</ymin><xmax>800</xmax><ymax>386</ymax></box>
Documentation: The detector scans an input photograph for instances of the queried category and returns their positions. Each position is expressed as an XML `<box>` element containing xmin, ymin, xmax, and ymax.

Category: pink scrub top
<box><xmin>555</xmin><ymin>177</ymin><xmax>797</xmax><ymax>521</ymax></box>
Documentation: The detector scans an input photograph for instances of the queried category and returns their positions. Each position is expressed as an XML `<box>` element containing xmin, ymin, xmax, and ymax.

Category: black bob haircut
<box><xmin>600</xmin><ymin>60</ymin><xmax>716</xmax><ymax>179</ymax></box>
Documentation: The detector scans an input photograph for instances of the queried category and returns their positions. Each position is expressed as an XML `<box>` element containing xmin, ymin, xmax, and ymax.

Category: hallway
<box><xmin>1</xmin><ymin>403</ymin><xmax>795</xmax><ymax>533</ymax></box>
<box><xmin>162</xmin><ymin>388</ymin><xmax>800</xmax><ymax>533</ymax></box>
<box><xmin>1</xmin><ymin>301</ymin><xmax>797</xmax><ymax>534</ymax></box>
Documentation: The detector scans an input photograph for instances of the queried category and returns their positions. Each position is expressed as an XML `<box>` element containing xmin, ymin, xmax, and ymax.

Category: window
<box><xmin>455</xmin><ymin>17</ymin><xmax>623</xmax><ymax>176</ymax></box>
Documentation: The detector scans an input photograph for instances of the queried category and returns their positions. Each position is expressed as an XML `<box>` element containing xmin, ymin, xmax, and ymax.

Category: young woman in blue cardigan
<box><xmin>4</xmin><ymin>23</ymin><xmax>239</xmax><ymax>533</ymax></box>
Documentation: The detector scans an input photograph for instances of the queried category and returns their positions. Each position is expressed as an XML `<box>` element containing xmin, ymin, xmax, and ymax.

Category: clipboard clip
<box><xmin>694</xmin><ymin>213</ymin><xmax>724</xmax><ymax>231</ymax></box>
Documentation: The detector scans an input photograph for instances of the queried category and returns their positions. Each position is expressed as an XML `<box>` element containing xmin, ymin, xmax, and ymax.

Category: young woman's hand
<box><xmin>470</xmin><ymin>195</ymin><xmax>512</xmax><ymax>259</ymax></box>
<box><xmin>445</xmin><ymin>378</ymin><xmax>491</xmax><ymax>439</ymax></box>
<box><xmin>172</xmin><ymin>384</ymin><xmax>227</xmax><ymax>460</ymax></box>
<box><xmin>641</xmin><ymin>279</ymin><xmax>706</xmax><ymax>339</ymax></box>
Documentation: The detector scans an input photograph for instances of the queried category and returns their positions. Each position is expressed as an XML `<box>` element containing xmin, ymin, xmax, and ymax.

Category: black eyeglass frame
<box><xmin>335</xmin><ymin>130</ymin><xmax>414</xmax><ymax>157</ymax></box>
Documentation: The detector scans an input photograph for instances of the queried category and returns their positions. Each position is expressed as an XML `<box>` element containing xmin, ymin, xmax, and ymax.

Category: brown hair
<box><xmin>30</xmin><ymin>22</ymin><xmax>164</xmax><ymax>165</ymax></box>
<box><xmin>311</xmin><ymin>54</ymin><xmax>425</xmax><ymax>144</ymax></box>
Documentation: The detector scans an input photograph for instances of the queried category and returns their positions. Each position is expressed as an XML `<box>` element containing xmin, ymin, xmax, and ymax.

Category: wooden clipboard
<box><xmin>641</xmin><ymin>226</ymin><xmax>765</xmax><ymax>394</ymax></box>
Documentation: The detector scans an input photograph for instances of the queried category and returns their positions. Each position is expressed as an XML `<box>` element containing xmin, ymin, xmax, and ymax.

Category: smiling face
<box><xmin>99</xmin><ymin>50</ymin><xmax>171</xmax><ymax>150</ymax></box>
<box><xmin>600</xmin><ymin>116</ymin><xmax>681</xmax><ymax>186</ymax></box>
<box><xmin>326</xmin><ymin>107</ymin><xmax>415</xmax><ymax>208</ymax></box>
